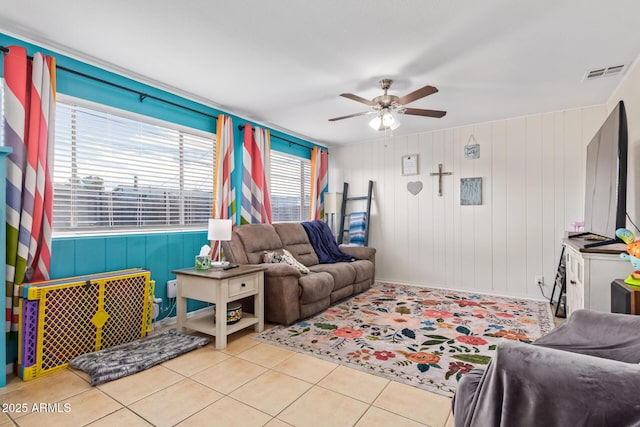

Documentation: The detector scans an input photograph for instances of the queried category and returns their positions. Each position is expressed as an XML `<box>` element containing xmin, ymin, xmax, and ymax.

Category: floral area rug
<box><xmin>255</xmin><ymin>282</ymin><xmax>555</xmax><ymax>397</ymax></box>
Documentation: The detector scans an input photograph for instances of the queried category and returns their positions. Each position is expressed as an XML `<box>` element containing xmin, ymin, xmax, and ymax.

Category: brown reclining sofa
<box><xmin>222</xmin><ymin>222</ymin><xmax>376</xmax><ymax>325</ymax></box>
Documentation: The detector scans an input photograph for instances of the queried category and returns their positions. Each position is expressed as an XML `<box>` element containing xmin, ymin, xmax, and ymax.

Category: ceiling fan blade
<box><xmin>328</xmin><ymin>111</ymin><xmax>374</xmax><ymax>122</ymax></box>
<box><xmin>397</xmin><ymin>85</ymin><xmax>438</xmax><ymax>105</ymax></box>
<box><xmin>340</xmin><ymin>93</ymin><xmax>376</xmax><ymax>106</ymax></box>
<box><xmin>400</xmin><ymin>108</ymin><xmax>447</xmax><ymax>118</ymax></box>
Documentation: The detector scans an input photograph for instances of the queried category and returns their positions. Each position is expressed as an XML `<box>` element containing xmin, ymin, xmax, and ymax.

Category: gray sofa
<box><xmin>222</xmin><ymin>222</ymin><xmax>376</xmax><ymax>325</ymax></box>
<box><xmin>452</xmin><ymin>309</ymin><xmax>640</xmax><ymax>427</ymax></box>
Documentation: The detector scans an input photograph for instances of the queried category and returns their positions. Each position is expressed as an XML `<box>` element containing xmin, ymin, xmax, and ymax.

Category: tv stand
<box><xmin>563</xmin><ymin>237</ymin><xmax>630</xmax><ymax>317</ymax></box>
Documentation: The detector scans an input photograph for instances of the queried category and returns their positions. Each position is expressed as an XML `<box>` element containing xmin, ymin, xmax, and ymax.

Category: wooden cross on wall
<box><xmin>430</xmin><ymin>163</ymin><xmax>452</xmax><ymax>197</ymax></box>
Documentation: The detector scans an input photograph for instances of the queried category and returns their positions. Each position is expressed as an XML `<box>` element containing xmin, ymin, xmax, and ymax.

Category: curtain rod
<box><xmin>237</xmin><ymin>124</ymin><xmax>317</xmax><ymax>151</ymax></box>
<box><xmin>0</xmin><ymin>45</ymin><xmax>218</xmax><ymax>123</ymax></box>
<box><xmin>1</xmin><ymin>45</ymin><xmax>322</xmax><ymax>152</ymax></box>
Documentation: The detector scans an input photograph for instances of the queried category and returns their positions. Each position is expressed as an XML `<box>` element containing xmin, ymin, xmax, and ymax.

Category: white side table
<box><xmin>172</xmin><ymin>265</ymin><xmax>264</xmax><ymax>350</ymax></box>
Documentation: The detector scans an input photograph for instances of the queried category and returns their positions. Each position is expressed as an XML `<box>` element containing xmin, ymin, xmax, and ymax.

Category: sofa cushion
<box><xmin>298</xmin><ymin>272</ymin><xmax>333</xmax><ymax>304</ymax></box>
<box><xmin>273</xmin><ymin>223</ymin><xmax>319</xmax><ymax>266</ymax></box>
<box><xmin>235</xmin><ymin>224</ymin><xmax>283</xmax><ymax>264</ymax></box>
<box><xmin>308</xmin><ymin>263</ymin><xmax>356</xmax><ymax>291</ymax></box>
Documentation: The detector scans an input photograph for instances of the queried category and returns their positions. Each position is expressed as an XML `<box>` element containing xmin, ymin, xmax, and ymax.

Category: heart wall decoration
<box><xmin>407</xmin><ymin>181</ymin><xmax>423</xmax><ymax>195</ymax></box>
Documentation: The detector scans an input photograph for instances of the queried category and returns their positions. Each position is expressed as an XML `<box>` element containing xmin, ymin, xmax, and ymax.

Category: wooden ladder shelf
<box><xmin>337</xmin><ymin>180</ymin><xmax>374</xmax><ymax>246</ymax></box>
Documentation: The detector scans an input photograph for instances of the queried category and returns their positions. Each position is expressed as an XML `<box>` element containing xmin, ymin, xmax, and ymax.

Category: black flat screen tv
<box><xmin>579</xmin><ymin>100</ymin><xmax>628</xmax><ymax>247</ymax></box>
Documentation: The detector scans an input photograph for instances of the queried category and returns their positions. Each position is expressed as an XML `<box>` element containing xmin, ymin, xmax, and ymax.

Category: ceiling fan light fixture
<box><xmin>369</xmin><ymin>111</ymin><xmax>400</xmax><ymax>131</ymax></box>
<box><xmin>383</xmin><ymin>111</ymin><xmax>401</xmax><ymax>130</ymax></box>
<box><xmin>382</xmin><ymin>111</ymin><xmax>395</xmax><ymax>127</ymax></box>
<box><xmin>368</xmin><ymin>115</ymin><xmax>383</xmax><ymax>131</ymax></box>
<box><xmin>330</xmin><ymin>80</ymin><xmax>445</xmax><ymax>126</ymax></box>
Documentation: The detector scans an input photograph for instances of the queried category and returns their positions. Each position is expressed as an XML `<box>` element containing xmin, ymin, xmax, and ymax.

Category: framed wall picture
<box><xmin>402</xmin><ymin>154</ymin><xmax>419</xmax><ymax>176</ymax></box>
<box><xmin>460</xmin><ymin>177</ymin><xmax>482</xmax><ymax>205</ymax></box>
<box><xmin>464</xmin><ymin>134</ymin><xmax>480</xmax><ymax>159</ymax></box>
<box><xmin>464</xmin><ymin>143</ymin><xmax>480</xmax><ymax>159</ymax></box>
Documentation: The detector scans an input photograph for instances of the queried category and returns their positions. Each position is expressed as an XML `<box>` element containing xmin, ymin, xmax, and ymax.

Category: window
<box><xmin>270</xmin><ymin>151</ymin><xmax>311</xmax><ymax>222</ymax></box>
<box><xmin>53</xmin><ymin>98</ymin><xmax>215</xmax><ymax>234</ymax></box>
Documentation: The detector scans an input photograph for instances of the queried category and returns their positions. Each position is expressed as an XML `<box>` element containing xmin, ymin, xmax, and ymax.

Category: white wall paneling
<box><xmin>607</xmin><ymin>58</ymin><xmax>640</xmax><ymax>232</ymax></box>
<box><xmin>331</xmin><ymin>105</ymin><xmax>606</xmax><ymax>299</ymax></box>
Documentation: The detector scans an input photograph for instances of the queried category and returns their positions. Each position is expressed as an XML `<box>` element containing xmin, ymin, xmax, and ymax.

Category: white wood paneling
<box><xmin>526</xmin><ymin>115</ymin><xmax>543</xmax><ymax>295</ymax></box>
<box><xmin>329</xmin><ymin>105</ymin><xmax>606</xmax><ymax>298</ymax></box>
<box><xmin>417</xmin><ymin>132</ymin><xmax>435</xmax><ymax>283</ymax></box>
<box><xmin>491</xmin><ymin>121</ymin><xmax>508</xmax><ymax>294</ymax></box>
<box><xmin>432</xmin><ymin>131</ymin><xmax>447</xmax><ymax>286</ymax></box>
<box><xmin>473</xmin><ymin>122</ymin><xmax>493</xmax><ymax>292</ymax></box>
<box><xmin>505</xmin><ymin>118</ymin><xmax>527</xmax><ymax>295</ymax></box>
<box><xmin>541</xmin><ymin>112</ymin><xmax>558</xmax><ymax>291</ymax></box>
<box><xmin>563</xmin><ymin>110</ymin><xmax>585</xmax><ymax>232</ymax></box>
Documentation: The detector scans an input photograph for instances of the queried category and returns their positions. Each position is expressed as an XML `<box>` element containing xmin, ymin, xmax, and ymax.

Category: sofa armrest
<box><xmin>339</xmin><ymin>245</ymin><xmax>376</xmax><ymax>264</ymax></box>
<box><xmin>244</xmin><ymin>263</ymin><xmax>302</xmax><ymax>325</ymax></box>
<box><xmin>533</xmin><ymin>309</ymin><xmax>640</xmax><ymax>363</ymax></box>
<box><xmin>257</xmin><ymin>262</ymin><xmax>303</xmax><ymax>279</ymax></box>
<box><xmin>454</xmin><ymin>340</ymin><xmax>640</xmax><ymax>427</ymax></box>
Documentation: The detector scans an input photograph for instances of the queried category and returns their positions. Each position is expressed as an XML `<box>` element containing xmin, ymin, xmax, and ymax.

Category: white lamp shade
<box><xmin>368</xmin><ymin>115</ymin><xmax>383</xmax><ymax>130</ymax></box>
<box><xmin>324</xmin><ymin>192</ymin><xmax>343</xmax><ymax>214</ymax></box>
<box><xmin>208</xmin><ymin>219</ymin><xmax>232</xmax><ymax>241</ymax></box>
<box><xmin>382</xmin><ymin>111</ymin><xmax>394</xmax><ymax>127</ymax></box>
<box><xmin>389</xmin><ymin>116</ymin><xmax>400</xmax><ymax>130</ymax></box>
<box><xmin>369</xmin><ymin>111</ymin><xmax>400</xmax><ymax>131</ymax></box>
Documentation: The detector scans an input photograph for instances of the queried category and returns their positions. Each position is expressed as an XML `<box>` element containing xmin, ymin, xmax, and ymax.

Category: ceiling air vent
<box><xmin>604</xmin><ymin>64</ymin><xmax>625</xmax><ymax>76</ymax></box>
<box><xmin>584</xmin><ymin>64</ymin><xmax>625</xmax><ymax>81</ymax></box>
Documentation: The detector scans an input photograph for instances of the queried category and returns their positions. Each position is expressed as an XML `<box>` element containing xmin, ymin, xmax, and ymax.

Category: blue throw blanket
<box><xmin>348</xmin><ymin>211</ymin><xmax>367</xmax><ymax>246</ymax></box>
<box><xmin>301</xmin><ymin>220</ymin><xmax>355</xmax><ymax>264</ymax></box>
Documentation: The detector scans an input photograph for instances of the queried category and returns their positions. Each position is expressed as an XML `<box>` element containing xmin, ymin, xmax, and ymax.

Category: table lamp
<box><xmin>208</xmin><ymin>218</ymin><xmax>232</xmax><ymax>267</ymax></box>
<box><xmin>323</xmin><ymin>192</ymin><xmax>342</xmax><ymax>239</ymax></box>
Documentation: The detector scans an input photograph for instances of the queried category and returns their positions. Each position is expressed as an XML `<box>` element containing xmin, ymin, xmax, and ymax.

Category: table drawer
<box><xmin>228</xmin><ymin>274</ymin><xmax>258</xmax><ymax>297</ymax></box>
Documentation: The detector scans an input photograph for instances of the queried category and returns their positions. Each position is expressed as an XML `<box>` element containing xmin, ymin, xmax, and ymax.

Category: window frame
<box><xmin>269</xmin><ymin>149</ymin><xmax>312</xmax><ymax>223</ymax></box>
<box><xmin>52</xmin><ymin>94</ymin><xmax>216</xmax><ymax>237</ymax></box>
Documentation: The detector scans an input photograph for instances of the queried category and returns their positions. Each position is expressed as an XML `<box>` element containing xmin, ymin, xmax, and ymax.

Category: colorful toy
<box><xmin>615</xmin><ymin>228</ymin><xmax>640</xmax><ymax>287</ymax></box>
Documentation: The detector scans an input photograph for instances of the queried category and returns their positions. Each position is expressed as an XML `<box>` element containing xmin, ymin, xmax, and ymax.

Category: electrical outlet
<box><xmin>152</xmin><ymin>302</ymin><xmax>160</xmax><ymax>320</ymax></box>
<box><xmin>535</xmin><ymin>275</ymin><xmax>544</xmax><ymax>288</ymax></box>
<box><xmin>167</xmin><ymin>279</ymin><xmax>177</xmax><ymax>299</ymax></box>
<box><xmin>152</xmin><ymin>297</ymin><xmax>162</xmax><ymax>320</ymax></box>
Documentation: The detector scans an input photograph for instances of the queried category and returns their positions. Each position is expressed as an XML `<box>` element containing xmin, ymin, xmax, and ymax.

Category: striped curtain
<box><xmin>212</xmin><ymin>114</ymin><xmax>235</xmax><ymax>259</ymax></box>
<box><xmin>240</xmin><ymin>124</ymin><xmax>272</xmax><ymax>224</ymax></box>
<box><xmin>3</xmin><ymin>46</ymin><xmax>56</xmax><ymax>333</ymax></box>
<box><xmin>310</xmin><ymin>147</ymin><xmax>328</xmax><ymax>220</ymax></box>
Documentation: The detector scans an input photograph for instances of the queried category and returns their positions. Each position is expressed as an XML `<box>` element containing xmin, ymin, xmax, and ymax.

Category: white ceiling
<box><xmin>1</xmin><ymin>1</ymin><xmax>639</xmax><ymax>146</ymax></box>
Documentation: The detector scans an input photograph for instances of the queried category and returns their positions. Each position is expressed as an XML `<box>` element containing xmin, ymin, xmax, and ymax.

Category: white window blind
<box><xmin>270</xmin><ymin>151</ymin><xmax>311</xmax><ymax>222</ymax></box>
<box><xmin>53</xmin><ymin>99</ymin><xmax>215</xmax><ymax>233</ymax></box>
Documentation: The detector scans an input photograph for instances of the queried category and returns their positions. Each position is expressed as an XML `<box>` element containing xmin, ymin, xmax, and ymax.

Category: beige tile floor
<box><xmin>0</xmin><ymin>328</ymin><xmax>457</xmax><ymax>427</ymax></box>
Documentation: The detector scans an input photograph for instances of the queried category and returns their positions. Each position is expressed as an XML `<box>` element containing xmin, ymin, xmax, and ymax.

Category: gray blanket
<box><xmin>453</xmin><ymin>310</ymin><xmax>640</xmax><ymax>427</ymax></box>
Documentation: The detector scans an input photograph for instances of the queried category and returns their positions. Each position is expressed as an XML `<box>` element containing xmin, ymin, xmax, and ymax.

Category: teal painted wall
<box><xmin>50</xmin><ymin>231</ymin><xmax>210</xmax><ymax>313</ymax></box>
<box><xmin>1</xmin><ymin>33</ymin><xmax>327</xmax><ymax>367</ymax></box>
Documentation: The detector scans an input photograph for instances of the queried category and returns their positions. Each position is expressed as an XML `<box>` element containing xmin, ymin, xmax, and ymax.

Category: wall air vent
<box><xmin>584</xmin><ymin>64</ymin><xmax>626</xmax><ymax>81</ymax></box>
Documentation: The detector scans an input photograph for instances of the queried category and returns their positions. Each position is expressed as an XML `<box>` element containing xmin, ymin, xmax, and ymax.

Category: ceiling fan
<box><xmin>328</xmin><ymin>79</ymin><xmax>446</xmax><ymax>131</ymax></box>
